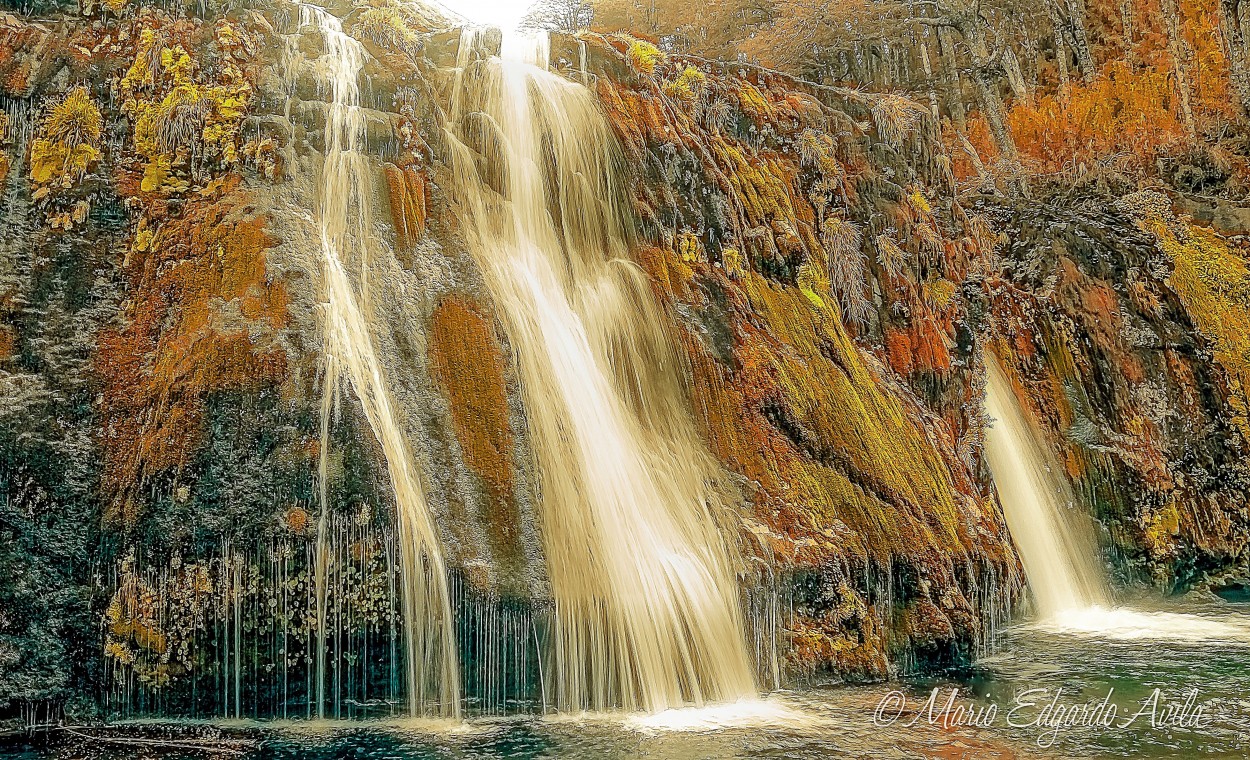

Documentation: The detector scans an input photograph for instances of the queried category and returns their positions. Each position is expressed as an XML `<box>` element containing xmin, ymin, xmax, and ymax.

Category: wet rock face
<box><xmin>984</xmin><ymin>194</ymin><xmax>1250</xmax><ymax>589</ymax></box>
<box><xmin>0</xmin><ymin>4</ymin><xmax>313</xmax><ymax>707</ymax></box>
<box><xmin>554</xmin><ymin>34</ymin><xmax>1020</xmax><ymax>678</ymax></box>
<box><xmin>0</xmin><ymin>0</ymin><xmax>1025</xmax><ymax>705</ymax></box>
<box><xmin>1</xmin><ymin>0</ymin><xmax>1027</xmax><ymax>711</ymax></box>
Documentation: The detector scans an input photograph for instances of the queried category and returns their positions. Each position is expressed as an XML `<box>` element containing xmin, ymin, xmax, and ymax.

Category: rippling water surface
<box><xmin>16</xmin><ymin>598</ymin><xmax>1250</xmax><ymax>759</ymax></box>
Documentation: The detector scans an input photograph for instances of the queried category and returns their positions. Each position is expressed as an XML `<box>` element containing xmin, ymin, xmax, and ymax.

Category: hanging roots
<box><xmin>157</xmin><ymin>97</ymin><xmax>211</xmax><ymax>155</ymax></box>
<box><xmin>870</xmin><ymin>94</ymin><xmax>926</xmax><ymax>146</ymax></box>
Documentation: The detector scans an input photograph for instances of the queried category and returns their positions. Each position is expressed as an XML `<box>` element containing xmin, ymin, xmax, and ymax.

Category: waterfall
<box><xmin>983</xmin><ymin>355</ymin><xmax>1109</xmax><ymax>617</ymax></box>
<box><xmin>443</xmin><ymin>31</ymin><xmax>757</xmax><ymax>712</ymax></box>
<box><xmin>299</xmin><ymin>4</ymin><xmax>460</xmax><ymax>717</ymax></box>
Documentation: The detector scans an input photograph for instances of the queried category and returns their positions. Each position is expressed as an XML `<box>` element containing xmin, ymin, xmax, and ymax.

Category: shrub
<box><xmin>29</xmin><ymin>86</ymin><xmax>102</xmax><ymax>194</ymax></box>
<box><xmin>627</xmin><ymin>39</ymin><xmax>664</xmax><ymax>75</ymax></box>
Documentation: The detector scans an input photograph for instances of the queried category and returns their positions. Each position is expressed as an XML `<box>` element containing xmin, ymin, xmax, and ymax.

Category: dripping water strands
<box><xmin>442</xmin><ymin>29</ymin><xmax>757</xmax><ymax>712</ymax></box>
<box><xmin>100</xmin><ymin>523</ymin><xmax>410</xmax><ymax>720</ymax></box>
<box><xmin>296</xmin><ymin>3</ymin><xmax>460</xmax><ymax>718</ymax></box>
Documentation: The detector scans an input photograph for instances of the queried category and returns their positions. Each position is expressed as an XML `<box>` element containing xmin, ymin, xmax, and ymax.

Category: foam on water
<box><xmin>623</xmin><ymin>696</ymin><xmax>822</xmax><ymax>733</ymax></box>
<box><xmin>1030</xmin><ymin>605</ymin><xmax>1250</xmax><ymax>642</ymax></box>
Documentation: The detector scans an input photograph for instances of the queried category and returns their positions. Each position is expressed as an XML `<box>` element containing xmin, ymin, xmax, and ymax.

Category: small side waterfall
<box><xmin>983</xmin><ymin>355</ymin><xmax>1109</xmax><ymax>617</ymax></box>
<box><xmin>443</xmin><ymin>32</ymin><xmax>757</xmax><ymax>712</ymax></box>
<box><xmin>299</xmin><ymin>4</ymin><xmax>460</xmax><ymax>717</ymax></box>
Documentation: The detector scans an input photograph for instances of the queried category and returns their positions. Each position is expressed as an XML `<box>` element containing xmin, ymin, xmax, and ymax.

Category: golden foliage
<box><xmin>626</xmin><ymin>38</ymin><xmax>664</xmax><ymax>75</ymax></box>
<box><xmin>29</xmin><ymin>86</ymin><xmax>102</xmax><ymax>192</ymax></box>
<box><xmin>663</xmin><ymin>65</ymin><xmax>706</xmax><ymax>103</ymax></box>
<box><xmin>354</xmin><ymin>5</ymin><xmax>424</xmax><ymax>58</ymax></box>
<box><xmin>875</xmin><ymin>233</ymin><xmax>906</xmax><ymax>280</ymax></box>
<box><xmin>117</xmin><ymin>22</ymin><xmax>253</xmax><ymax>194</ymax></box>
<box><xmin>870</xmin><ymin>94</ymin><xmax>925</xmax><ymax>146</ymax></box>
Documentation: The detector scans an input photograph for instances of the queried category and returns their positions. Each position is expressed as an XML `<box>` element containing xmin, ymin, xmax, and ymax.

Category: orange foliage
<box><xmin>1008</xmin><ymin>62</ymin><xmax>1185</xmax><ymax>174</ymax></box>
<box><xmin>953</xmin><ymin>0</ymin><xmax>1240</xmax><ymax>181</ymax></box>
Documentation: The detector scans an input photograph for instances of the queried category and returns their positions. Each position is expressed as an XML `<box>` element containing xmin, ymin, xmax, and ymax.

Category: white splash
<box><xmin>1032</xmin><ymin>605</ymin><xmax>1250</xmax><ymax>642</ymax></box>
<box><xmin>624</xmin><ymin>697</ymin><xmax>819</xmax><ymax>733</ymax></box>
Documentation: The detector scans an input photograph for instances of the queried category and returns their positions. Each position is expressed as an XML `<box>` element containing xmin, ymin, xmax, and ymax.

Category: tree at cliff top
<box><xmin>588</xmin><ymin>0</ymin><xmax>1250</xmax><ymax>198</ymax></box>
<box><xmin>520</xmin><ymin>0</ymin><xmax>594</xmax><ymax>32</ymax></box>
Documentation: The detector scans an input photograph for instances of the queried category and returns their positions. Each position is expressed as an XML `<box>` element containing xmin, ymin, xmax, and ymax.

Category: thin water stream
<box><xmin>300</xmin><ymin>3</ymin><xmax>459</xmax><ymax>718</ymax></box>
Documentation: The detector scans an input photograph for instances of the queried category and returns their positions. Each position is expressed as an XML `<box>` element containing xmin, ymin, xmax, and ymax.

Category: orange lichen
<box><xmin>384</xmin><ymin>162</ymin><xmax>428</xmax><ymax>249</ymax></box>
<box><xmin>427</xmin><ymin>297</ymin><xmax>521</xmax><ymax>568</ymax></box>
<box><xmin>0</xmin><ymin>324</ymin><xmax>15</xmax><ymax>362</ymax></box>
<box><xmin>96</xmin><ymin>184</ymin><xmax>289</xmax><ymax>524</ymax></box>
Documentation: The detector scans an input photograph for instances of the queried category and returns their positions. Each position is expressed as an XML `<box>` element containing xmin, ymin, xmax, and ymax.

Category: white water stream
<box><xmin>983</xmin><ymin>355</ymin><xmax>1109</xmax><ymax>617</ymax></box>
<box><xmin>985</xmin><ymin>354</ymin><xmax>1250</xmax><ymax>642</ymax></box>
<box><xmin>442</xmin><ymin>31</ymin><xmax>757</xmax><ymax>712</ymax></box>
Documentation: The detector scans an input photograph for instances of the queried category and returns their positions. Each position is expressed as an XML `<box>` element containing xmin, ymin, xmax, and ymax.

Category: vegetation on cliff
<box><xmin>0</xmin><ymin>0</ymin><xmax>1247</xmax><ymax>724</ymax></box>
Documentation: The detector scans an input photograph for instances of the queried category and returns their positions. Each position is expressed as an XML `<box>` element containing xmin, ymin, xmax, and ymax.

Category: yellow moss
<box><xmin>678</xmin><ymin>231</ymin><xmax>703</xmax><ymax>263</ymax></box>
<box><xmin>1143</xmin><ymin>499</ymin><xmax>1181</xmax><ymax>555</ymax></box>
<box><xmin>797</xmin><ymin>262</ymin><xmax>829</xmax><ymax>309</ymax></box>
<box><xmin>140</xmin><ymin>154</ymin><xmax>180</xmax><ymax>193</ymax></box>
<box><xmin>118</xmin><ymin>30</ymin><xmax>252</xmax><ymax>192</ymax></box>
<box><xmin>626</xmin><ymin>39</ymin><xmax>664</xmax><ymax>75</ymax></box>
<box><xmin>133</xmin><ymin>226</ymin><xmax>154</xmax><ymax>253</ymax></box>
<box><xmin>722</xmin><ymin>246</ymin><xmax>746</xmax><ymax>279</ymax></box>
<box><xmin>908</xmin><ymin>187</ymin><xmax>932</xmax><ymax>216</ymax></box>
<box><xmin>735</xmin><ymin>80</ymin><xmax>772</xmax><ymax>122</ymax></box>
<box><xmin>29</xmin><ymin>137</ymin><xmax>99</xmax><ymax>188</ymax></box>
<box><xmin>121</xmin><ymin>28</ymin><xmax>159</xmax><ymax>94</ymax></box>
<box><xmin>711</xmin><ymin>138</ymin><xmax>795</xmax><ymax>227</ymax></box>
<box><xmin>43</xmin><ymin>86</ymin><xmax>103</xmax><ymax>147</ymax></box>
<box><xmin>708</xmin><ymin>268</ymin><xmax>970</xmax><ymax>557</ymax></box>
<box><xmin>921</xmin><ymin>278</ymin><xmax>957</xmax><ymax>310</ymax></box>
<box><xmin>663</xmin><ymin>65</ymin><xmax>705</xmax><ymax>103</ymax></box>
<box><xmin>1145</xmin><ymin>216</ymin><xmax>1250</xmax><ymax>440</ymax></box>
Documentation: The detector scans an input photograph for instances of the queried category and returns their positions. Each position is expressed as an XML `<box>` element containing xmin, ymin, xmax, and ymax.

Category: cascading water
<box><xmin>299</xmin><ymin>4</ymin><xmax>460</xmax><ymax>717</ymax></box>
<box><xmin>983</xmin><ymin>355</ymin><xmax>1109</xmax><ymax>617</ymax></box>
<box><xmin>984</xmin><ymin>354</ymin><xmax>1250</xmax><ymax>641</ymax></box>
<box><xmin>442</xmin><ymin>31</ymin><xmax>757</xmax><ymax>712</ymax></box>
